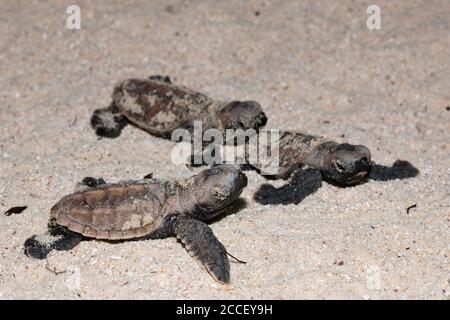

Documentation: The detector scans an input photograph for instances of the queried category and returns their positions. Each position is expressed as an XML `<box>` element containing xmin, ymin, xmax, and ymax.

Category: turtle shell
<box><xmin>50</xmin><ymin>181</ymin><xmax>170</xmax><ymax>240</ymax></box>
<box><xmin>112</xmin><ymin>78</ymin><xmax>215</xmax><ymax>138</ymax></box>
<box><xmin>248</xmin><ymin>131</ymin><xmax>328</xmax><ymax>178</ymax></box>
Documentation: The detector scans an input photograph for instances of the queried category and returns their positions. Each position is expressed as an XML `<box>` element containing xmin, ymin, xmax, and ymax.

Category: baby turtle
<box><xmin>91</xmin><ymin>75</ymin><xmax>267</xmax><ymax>139</ymax></box>
<box><xmin>245</xmin><ymin>130</ymin><xmax>419</xmax><ymax>205</ymax></box>
<box><xmin>24</xmin><ymin>165</ymin><xmax>248</xmax><ymax>284</ymax></box>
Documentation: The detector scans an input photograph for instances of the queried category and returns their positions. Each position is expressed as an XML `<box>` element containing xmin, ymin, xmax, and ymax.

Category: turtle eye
<box><xmin>334</xmin><ymin>160</ymin><xmax>348</xmax><ymax>173</ymax></box>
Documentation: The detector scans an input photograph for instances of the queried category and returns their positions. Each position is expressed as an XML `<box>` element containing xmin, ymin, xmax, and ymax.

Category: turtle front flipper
<box><xmin>254</xmin><ymin>165</ymin><xmax>323</xmax><ymax>205</ymax></box>
<box><xmin>90</xmin><ymin>103</ymin><xmax>128</xmax><ymax>138</ymax></box>
<box><xmin>173</xmin><ymin>217</ymin><xmax>230</xmax><ymax>284</ymax></box>
<box><xmin>24</xmin><ymin>225</ymin><xmax>82</xmax><ymax>259</ymax></box>
<box><xmin>369</xmin><ymin>160</ymin><xmax>419</xmax><ymax>181</ymax></box>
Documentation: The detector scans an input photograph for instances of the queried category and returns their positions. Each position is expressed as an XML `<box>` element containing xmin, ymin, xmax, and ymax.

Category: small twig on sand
<box><xmin>406</xmin><ymin>203</ymin><xmax>417</xmax><ymax>214</ymax></box>
<box><xmin>45</xmin><ymin>263</ymin><xmax>66</xmax><ymax>275</ymax></box>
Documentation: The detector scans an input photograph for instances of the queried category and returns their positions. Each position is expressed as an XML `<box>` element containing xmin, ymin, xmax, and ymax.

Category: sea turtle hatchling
<box><xmin>24</xmin><ymin>165</ymin><xmax>248</xmax><ymax>284</ymax></box>
<box><xmin>91</xmin><ymin>75</ymin><xmax>267</xmax><ymax>139</ymax></box>
<box><xmin>242</xmin><ymin>130</ymin><xmax>419</xmax><ymax>205</ymax></box>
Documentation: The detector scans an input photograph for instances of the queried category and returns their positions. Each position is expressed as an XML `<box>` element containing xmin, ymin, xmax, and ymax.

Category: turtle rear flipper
<box><xmin>25</xmin><ymin>177</ymin><xmax>106</xmax><ymax>259</ymax></box>
<box><xmin>74</xmin><ymin>176</ymin><xmax>107</xmax><ymax>192</ymax></box>
<box><xmin>91</xmin><ymin>103</ymin><xmax>128</xmax><ymax>138</ymax></box>
<box><xmin>148</xmin><ymin>75</ymin><xmax>172</xmax><ymax>84</ymax></box>
<box><xmin>24</xmin><ymin>225</ymin><xmax>82</xmax><ymax>259</ymax></box>
<box><xmin>173</xmin><ymin>217</ymin><xmax>230</xmax><ymax>284</ymax></box>
<box><xmin>369</xmin><ymin>160</ymin><xmax>419</xmax><ymax>181</ymax></box>
<box><xmin>254</xmin><ymin>165</ymin><xmax>323</xmax><ymax>205</ymax></box>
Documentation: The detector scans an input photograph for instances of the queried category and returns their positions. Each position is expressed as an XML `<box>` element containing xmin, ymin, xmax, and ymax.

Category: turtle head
<box><xmin>321</xmin><ymin>143</ymin><xmax>371</xmax><ymax>187</ymax></box>
<box><xmin>219</xmin><ymin>101</ymin><xmax>267</xmax><ymax>132</ymax></box>
<box><xmin>192</xmin><ymin>165</ymin><xmax>247</xmax><ymax>219</ymax></box>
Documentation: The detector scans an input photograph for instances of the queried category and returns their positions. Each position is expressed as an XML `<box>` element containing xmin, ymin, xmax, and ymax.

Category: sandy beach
<box><xmin>0</xmin><ymin>0</ymin><xmax>449</xmax><ymax>299</ymax></box>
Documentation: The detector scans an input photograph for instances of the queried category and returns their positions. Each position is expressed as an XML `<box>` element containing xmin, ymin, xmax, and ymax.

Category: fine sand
<box><xmin>0</xmin><ymin>0</ymin><xmax>448</xmax><ymax>299</ymax></box>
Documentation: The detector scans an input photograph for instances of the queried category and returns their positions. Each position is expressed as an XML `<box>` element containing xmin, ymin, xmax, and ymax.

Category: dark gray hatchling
<box><xmin>245</xmin><ymin>130</ymin><xmax>419</xmax><ymax>205</ymax></box>
<box><xmin>91</xmin><ymin>75</ymin><xmax>267</xmax><ymax>139</ymax></box>
<box><xmin>24</xmin><ymin>165</ymin><xmax>248</xmax><ymax>284</ymax></box>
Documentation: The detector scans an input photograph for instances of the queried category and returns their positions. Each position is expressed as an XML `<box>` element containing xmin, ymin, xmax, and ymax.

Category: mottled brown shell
<box><xmin>50</xmin><ymin>181</ymin><xmax>170</xmax><ymax>240</ymax></box>
<box><xmin>112</xmin><ymin>78</ymin><xmax>215</xmax><ymax>138</ymax></box>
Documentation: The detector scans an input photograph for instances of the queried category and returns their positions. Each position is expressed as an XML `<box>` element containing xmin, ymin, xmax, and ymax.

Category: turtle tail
<box><xmin>24</xmin><ymin>225</ymin><xmax>82</xmax><ymax>259</ymax></box>
<box><xmin>90</xmin><ymin>103</ymin><xmax>128</xmax><ymax>138</ymax></box>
